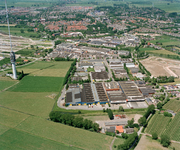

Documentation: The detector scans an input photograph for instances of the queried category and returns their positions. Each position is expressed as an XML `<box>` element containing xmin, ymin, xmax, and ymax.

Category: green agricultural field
<box><xmin>0</xmin><ymin>91</ymin><xmax>57</xmax><ymax>118</ymax></box>
<box><xmin>8</xmin><ymin>76</ymin><xmax>64</xmax><ymax>92</ymax></box>
<box><xmin>163</xmin><ymin>99</ymin><xmax>180</xmax><ymax>112</ymax></box>
<box><xmin>0</xmin><ymin>128</ymin><xmax>80</xmax><ymax>150</ymax></box>
<box><xmin>16</xmin><ymin>116</ymin><xmax>113</xmax><ymax>150</ymax></box>
<box><xmin>0</xmin><ymin>107</ymin><xmax>30</xmax><ymax>128</ymax></box>
<box><xmin>145</xmin><ymin>114</ymin><xmax>171</xmax><ymax>137</ymax></box>
<box><xmin>0</xmin><ymin>57</ymin><xmax>10</xmax><ymax>66</ymax></box>
<box><xmin>163</xmin><ymin>112</ymin><xmax>180</xmax><ymax>141</ymax></box>
<box><xmin>0</xmin><ymin>77</ymin><xmax>18</xmax><ymax>91</ymax></box>
<box><xmin>17</xmin><ymin>61</ymin><xmax>72</xmax><ymax>77</ymax></box>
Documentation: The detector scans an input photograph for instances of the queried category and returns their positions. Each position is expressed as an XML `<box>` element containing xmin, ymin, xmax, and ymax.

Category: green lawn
<box><xmin>163</xmin><ymin>99</ymin><xmax>180</xmax><ymax>113</ymax></box>
<box><xmin>0</xmin><ymin>128</ymin><xmax>80</xmax><ymax>150</ymax></box>
<box><xmin>0</xmin><ymin>124</ymin><xmax>10</xmax><ymax>135</ymax></box>
<box><xmin>87</xmin><ymin>67</ymin><xmax>95</xmax><ymax>72</ymax></box>
<box><xmin>8</xmin><ymin>76</ymin><xmax>64</xmax><ymax>92</ymax></box>
<box><xmin>16</xmin><ymin>116</ymin><xmax>113</xmax><ymax>150</ymax></box>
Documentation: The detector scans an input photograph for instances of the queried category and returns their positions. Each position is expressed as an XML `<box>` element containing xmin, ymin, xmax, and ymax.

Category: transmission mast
<box><xmin>5</xmin><ymin>0</ymin><xmax>17</xmax><ymax>79</ymax></box>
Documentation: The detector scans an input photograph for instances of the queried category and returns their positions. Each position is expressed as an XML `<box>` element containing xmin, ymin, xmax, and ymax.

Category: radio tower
<box><xmin>5</xmin><ymin>0</ymin><xmax>17</xmax><ymax>79</ymax></box>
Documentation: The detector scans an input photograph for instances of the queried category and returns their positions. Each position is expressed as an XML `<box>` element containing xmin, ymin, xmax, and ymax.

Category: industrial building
<box><xmin>91</xmin><ymin>71</ymin><xmax>109</xmax><ymax>81</ymax></box>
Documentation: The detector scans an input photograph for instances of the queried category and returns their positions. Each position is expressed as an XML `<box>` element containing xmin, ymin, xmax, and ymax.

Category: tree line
<box><xmin>49</xmin><ymin>111</ymin><xmax>100</xmax><ymax>132</ymax></box>
<box><xmin>63</xmin><ymin>59</ymin><xmax>77</xmax><ymax>85</ymax></box>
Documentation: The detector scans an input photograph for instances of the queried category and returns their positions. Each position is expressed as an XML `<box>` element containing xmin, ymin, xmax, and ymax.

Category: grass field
<box><xmin>145</xmin><ymin>114</ymin><xmax>171</xmax><ymax>137</ymax></box>
<box><xmin>149</xmin><ymin>36</ymin><xmax>180</xmax><ymax>46</ymax></box>
<box><xmin>0</xmin><ymin>107</ymin><xmax>30</xmax><ymax>128</ymax></box>
<box><xmin>15</xmin><ymin>116</ymin><xmax>113</xmax><ymax>150</ymax></box>
<box><xmin>0</xmin><ymin>77</ymin><xmax>18</xmax><ymax>91</ymax></box>
<box><xmin>87</xmin><ymin>67</ymin><xmax>95</xmax><ymax>72</ymax></box>
<box><xmin>163</xmin><ymin>112</ymin><xmax>180</xmax><ymax>141</ymax></box>
<box><xmin>113</xmin><ymin>138</ymin><xmax>125</xmax><ymax>150</ymax></box>
<box><xmin>17</xmin><ymin>61</ymin><xmax>72</xmax><ymax>77</ymax></box>
<box><xmin>0</xmin><ymin>26</ymin><xmax>39</xmax><ymax>38</ymax></box>
<box><xmin>148</xmin><ymin>50</ymin><xmax>179</xmax><ymax>56</ymax></box>
<box><xmin>8</xmin><ymin>76</ymin><xmax>64</xmax><ymax>92</ymax></box>
<box><xmin>139</xmin><ymin>47</ymin><xmax>155</xmax><ymax>52</ymax></box>
<box><xmin>0</xmin><ymin>91</ymin><xmax>57</xmax><ymax>118</ymax></box>
<box><xmin>163</xmin><ymin>99</ymin><xmax>180</xmax><ymax>113</ymax></box>
<box><xmin>0</xmin><ymin>128</ymin><xmax>80</xmax><ymax>150</ymax></box>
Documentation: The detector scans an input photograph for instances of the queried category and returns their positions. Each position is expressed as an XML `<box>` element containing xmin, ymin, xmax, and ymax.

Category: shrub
<box><xmin>152</xmin><ymin>132</ymin><xmax>158</xmax><ymax>140</ymax></box>
<box><xmin>164</xmin><ymin>112</ymin><xmax>172</xmax><ymax>117</ymax></box>
<box><xmin>161</xmin><ymin>134</ymin><xmax>170</xmax><ymax>147</ymax></box>
<box><xmin>118</xmin><ymin>106</ymin><xmax>124</xmax><ymax>112</ymax></box>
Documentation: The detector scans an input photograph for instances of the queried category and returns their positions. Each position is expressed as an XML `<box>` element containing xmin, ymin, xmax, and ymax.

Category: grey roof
<box><xmin>91</xmin><ymin>71</ymin><xmax>109</xmax><ymax>80</ymax></box>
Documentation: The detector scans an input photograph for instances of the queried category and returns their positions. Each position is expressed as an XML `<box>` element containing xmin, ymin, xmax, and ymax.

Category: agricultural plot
<box><xmin>145</xmin><ymin>114</ymin><xmax>171</xmax><ymax>137</ymax></box>
<box><xmin>139</xmin><ymin>47</ymin><xmax>155</xmax><ymax>52</ymax></box>
<box><xmin>8</xmin><ymin>76</ymin><xmax>64</xmax><ymax>92</ymax></box>
<box><xmin>0</xmin><ymin>91</ymin><xmax>57</xmax><ymax>118</ymax></box>
<box><xmin>17</xmin><ymin>61</ymin><xmax>72</xmax><ymax>77</ymax></box>
<box><xmin>113</xmin><ymin>138</ymin><xmax>125</xmax><ymax>150</ymax></box>
<box><xmin>163</xmin><ymin>99</ymin><xmax>180</xmax><ymax>113</ymax></box>
<box><xmin>163</xmin><ymin>112</ymin><xmax>180</xmax><ymax>141</ymax></box>
<box><xmin>0</xmin><ymin>124</ymin><xmax>10</xmax><ymax>136</ymax></box>
<box><xmin>0</xmin><ymin>128</ymin><xmax>80</xmax><ymax>150</ymax></box>
<box><xmin>15</xmin><ymin>116</ymin><xmax>113</xmax><ymax>150</ymax></box>
<box><xmin>0</xmin><ymin>77</ymin><xmax>18</xmax><ymax>91</ymax></box>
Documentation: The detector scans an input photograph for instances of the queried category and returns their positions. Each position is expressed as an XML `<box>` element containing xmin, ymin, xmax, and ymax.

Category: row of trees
<box><xmin>138</xmin><ymin>61</ymin><xmax>151</xmax><ymax>76</ymax></box>
<box><xmin>138</xmin><ymin>105</ymin><xmax>155</xmax><ymax>127</ymax></box>
<box><xmin>63</xmin><ymin>59</ymin><xmax>77</xmax><ymax>85</ymax></box>
<box><xmin>55</xmin><ymin>57</ymin><xmax>73</xmax><ymax>61</ymax></box>
<box><xmin>49</xmin><ymin>111</ymin><xmax>100</xmax><ymax>132</ymax></box>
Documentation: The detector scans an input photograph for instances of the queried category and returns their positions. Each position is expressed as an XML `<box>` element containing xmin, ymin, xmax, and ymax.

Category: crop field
<box><xmin>163</xmin><ymin>99</ymin><xmax>180</xmax><ymax>113</ymax></box>
<box><xmin>145</xmin><ymin>114</ymin><xmax>171</xmax><ymax>137</ymax></box>
<box><xmin>17</xmin><ymin>61</ymin><xmax>72</xmax><ymax>77</ymax></box>
<box><xmin>163</xmin><ymin>112</ymin><xmax>180</xmax><ymax>141</ymax></box>
<box><xmin>8</xmin><ymin>76</ymin><xmax>64</xmax><ymax>92</ymax></box>
<box><xmin>0</xmin><ymin>91</ymin><xmax>57</xmax><ymax>118</ymax></box>
<box><xmin>0</xmin><ymin>77</ymin><xmax>18</xmax><ymax>91</ymax></box>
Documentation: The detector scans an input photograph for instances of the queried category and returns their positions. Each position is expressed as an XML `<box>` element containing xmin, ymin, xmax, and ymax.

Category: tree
<box><xmin>164</xmin><ymin>112</ymin><xmax>172</xmax><ymax>117</ymax></box>
<box><xmin>73</xmin><ymin>116</ymin><xmax>83</xmax><ymax>128</ymax></box>
<box><xmin>83</xmin><ymin>119</ymin><xmax>92</xmax><ymax>130</ymax></box>
<box><xmin>152</xmin><ymin>132</ymin><xmax>158</xmax><ymax>140</ymax></box>
<box><xmin>20</xmin><ymin>29</ymin><xmax>24</xmax><ymax>33</ymax></box>
<box><xmin>157</xmin><ymin>102</ymin><xmax>163</xmax><ymax>109</ymax></box>
<box><xmin>121</xmin><ymin>133</ymin><xmax>128</xmax><ymax>139</ymax></box>
<box><xmin>128</xmin><ymin>118</ymin><xmax>134</xmax><ymax>127</ymax></box>
<box><xmin>138</xmin><ymin>116</ymin><xmax>146</xmax><ymax>126</ymax></box>
<box><xmin>107</xmin><ymin>109</ymin><xmax>114</xmax><ymax>120</ymax></box>
<box><xmin>161</xmin><ymin>134</ymin><xmax>170</xmax><ymax>147</ymax></box>
<box><xmin>118</xmin><ymin>106</ymin><xmax>124</xmax><ymax>112</ymax></box>
<box><xmin>30</xmin><ymin>45</ymin><xmax>34</xmax><ymax>49</ymax></box>
<box><xmin>92</xmin><ymin>123</ymin><xmax>99</xmax><ymax>132</ymax></box>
